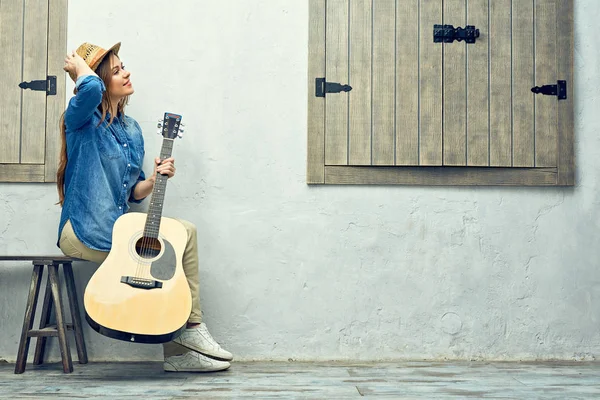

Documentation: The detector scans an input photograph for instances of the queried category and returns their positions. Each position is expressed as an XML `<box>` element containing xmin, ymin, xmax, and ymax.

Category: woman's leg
<box><xmin>163</xmin><ymin>218</ymin><xmax>202</xmax><ymax>357</ymax></box>
<box><xmin>61</xmin><ymin>217</ymin><xmax>229</xmax><ymax>370</ymax></box>
<box><xmin>162</xmin><ymin>219</ymin><xmax>231</xmax><ymax>371</ymax></box>
<box><xmin>62</xmin><ymin>217</ymin><xmax>202</xmax><ymax>325</ymax></box>
<box><xmin>174</xmin><ymin>218</ymin><xmax>202</xmax><ymax>324</ymax></box>
<box><xmin>59</xmin><ymin>220</ymin><xmax>109</xmax><ymax>263</ymax></box>
<box><xmin>163</xmin><ymin>218</ymin><xmax>202</xmax><ymax>358</ymax></box>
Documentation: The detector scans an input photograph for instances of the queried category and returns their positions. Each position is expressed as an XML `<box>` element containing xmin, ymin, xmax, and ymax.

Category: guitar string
<box><xmin>138</xmin><ymin>177</ymin><xmax>157</xmax><ymax>279</ymax></box>
<box><xmin>136</xmin><ymin>136</ymin><xmax>173</xmax><ymax>280</ymax></box>
<box><xmin>132</xmin><ymin>118</ymin><xmax>178</xmax><ymax>281</ymax></box>
<box><xmin>139</xmin><ymin>175</ymin><xmax>158</xmax><ymax>279</ymax></box>
<box><xmin>138</xmin><ymin>184</ymin><xmax>155</xmax><ymax>279</ymax></box>
<box><xmin>135</xmin><ymin>163</ymin><xmax>154</xmax><ymax>279</ymax></box>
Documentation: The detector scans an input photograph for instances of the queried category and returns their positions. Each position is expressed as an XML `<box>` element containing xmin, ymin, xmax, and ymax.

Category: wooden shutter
<box><xmin>0</xmin><ymin>0</ymin><xmax>67</xmax><ymax>183</ymax></box>
<box><xmin>307</xmin><ymin>0</ymin><xmax>574</xmax><ymax>185</ymax></box>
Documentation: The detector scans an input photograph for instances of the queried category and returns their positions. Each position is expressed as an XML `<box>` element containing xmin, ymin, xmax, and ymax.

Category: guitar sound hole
<box><xmin>135</xmin><ymin>237</ymin><xmax>162</xmax><ymax>259</ymax></box>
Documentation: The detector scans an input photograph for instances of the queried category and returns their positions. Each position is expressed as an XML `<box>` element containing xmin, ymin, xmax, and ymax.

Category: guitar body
<box><xmin>84</xmin><ymin>212</ymin><xmax>192</xmax><ymax>343</ymax></box>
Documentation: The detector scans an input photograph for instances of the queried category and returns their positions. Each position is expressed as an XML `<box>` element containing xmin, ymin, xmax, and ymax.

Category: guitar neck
<box><xmin>143</xmin><ymin>138</ymin><xmax>174</xmax><ymax>239</ymax></box>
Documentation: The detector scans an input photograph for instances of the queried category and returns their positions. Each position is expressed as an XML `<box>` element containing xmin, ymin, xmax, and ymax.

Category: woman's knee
<box><xmin>176</xmin><ymin>218</ymin><xmax>197</xmax><ymax>239</ymax></box>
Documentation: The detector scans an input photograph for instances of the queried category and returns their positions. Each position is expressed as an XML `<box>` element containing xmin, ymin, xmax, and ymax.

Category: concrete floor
<box><xmin>1</xmin><ymin>360</ymin><xmax>599</xmax><ymax>399</ymax></box>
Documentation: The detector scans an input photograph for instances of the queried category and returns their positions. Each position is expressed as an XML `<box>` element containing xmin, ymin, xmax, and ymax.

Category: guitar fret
<box><xmin>143</xmin><ymin>135</ymin><xmax>176</xmax><ymax>237</ymax></box>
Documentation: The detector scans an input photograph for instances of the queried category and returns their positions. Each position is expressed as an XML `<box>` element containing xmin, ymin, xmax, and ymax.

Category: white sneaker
<box><xmin>173</xmin><ymin>322</ymin><xmax>233</xmax><ymax>361</ymax></box>
<box><xmin>164</xmin><ymin>351</ymin><xmax>230</xmax><ymax>372</ymax></box>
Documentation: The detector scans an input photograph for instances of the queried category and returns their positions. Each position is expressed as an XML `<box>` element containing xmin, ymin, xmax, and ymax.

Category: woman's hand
<box><xmin>132</xmin><ymin>158</ymin><xmax>176</xmax><ymax>201</ymax></box>
<box><xmin>63</xmin><ymin>50</ymin><xmax>94</xmax><ymax>81</ymax></box>
<box><xmin>152</xmin><ymin>157</ymin><xmax>176</xmax><ymax>180</ymax></box>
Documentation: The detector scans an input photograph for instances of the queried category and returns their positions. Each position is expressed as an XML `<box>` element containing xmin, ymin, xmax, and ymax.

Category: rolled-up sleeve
<box><xmin>128</xmin><ymin>170</ymin><xmax>146</xmax><ymax>204</ymax></box>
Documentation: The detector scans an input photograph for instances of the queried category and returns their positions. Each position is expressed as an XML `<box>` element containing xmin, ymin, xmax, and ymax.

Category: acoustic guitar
<box><xmin>84</xmin><ymin>112</ymin><xmax>192</xmax><ymax>343</ymax></box>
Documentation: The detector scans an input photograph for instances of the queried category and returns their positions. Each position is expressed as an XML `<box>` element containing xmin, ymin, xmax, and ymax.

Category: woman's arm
<box><xmin>63</xmin><ymin>52</ymin><xmax>104</xmax><ymax>130</ymax></box>
<box><xmin>132</xmin><ymin>177</ymin><xmax>155</xmax><ymax>201</ymax></box>
<box><xmin>132</xmin><ymin>157</ymin><xmax>176</xmax><ymax>201</ymax></box>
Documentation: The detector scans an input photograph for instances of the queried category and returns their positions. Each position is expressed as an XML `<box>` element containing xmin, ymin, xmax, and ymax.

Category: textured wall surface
<box><xmin>0</xmin><ymin>0</ymin><xmax>598</xmax><ymax>362</ymax></box>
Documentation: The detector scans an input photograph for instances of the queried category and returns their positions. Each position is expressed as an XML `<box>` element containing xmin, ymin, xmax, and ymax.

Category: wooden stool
<box><xmin>0</xmin><ymin>256</ymin><xmax>88</xmax><ymax>374</ymax></box>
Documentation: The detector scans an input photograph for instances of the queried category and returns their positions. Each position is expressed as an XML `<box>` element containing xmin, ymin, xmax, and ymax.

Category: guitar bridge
<box><xmin>120</xmin><ymin>276</ymin><xmax>163</xmax><ymax>290</ymax></box>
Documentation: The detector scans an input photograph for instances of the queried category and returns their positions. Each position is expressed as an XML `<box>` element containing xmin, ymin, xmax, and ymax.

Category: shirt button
<box><xmin>127</xmin><ymin>163</ymin><xmax>131</xmax><ymax>167</ymax></box>
<box><xmin>119</xmin><ymin>206</ymin><xmax>122</xmax><ymax>210</ymax></box>
<box><xmin>124</xmin><ymin>143</ymin><xmax>128</xmax><ymax>147</ymax></box>
<box><xmin>123</xmin><ymin>184</ymin><xmax>127</xmax><ymax>187</ymax></box>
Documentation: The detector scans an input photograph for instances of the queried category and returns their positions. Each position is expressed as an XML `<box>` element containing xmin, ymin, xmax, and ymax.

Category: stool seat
<box><xmin>0</xmin><ymin>255</ymin><xmax>82</xmax><ymax>262</ymax></box>
<box><xmin>0</xmin><ymin>256</ymin><xmax>87</xmax><ymax>374</ymax></box>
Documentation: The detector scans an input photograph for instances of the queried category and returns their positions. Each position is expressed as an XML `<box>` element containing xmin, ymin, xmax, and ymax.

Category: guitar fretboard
<box><xmin>143</xmin><ymin>138</ymin><xmax>174</xmax><ymax>239</ymax></box>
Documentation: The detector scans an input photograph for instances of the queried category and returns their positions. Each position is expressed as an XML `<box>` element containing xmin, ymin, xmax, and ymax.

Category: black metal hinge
<box><xmin>316</xmin><ymin>78</ymin><xmax>352</xmax><ymax>97</ymax></box>
<box><xmin>18</xmin><ymin>76</ymin><xmax>57</xmax><ymax>96</ymax></box>
<box><xmin>531</xmin><ymin>80</ymin><xmax>567</xmax><ymax>100</ymax></box>
<box><xmin>434</xmin><ymin>24</ymin><xmax>480</xmax><ymax>43</ymax></box>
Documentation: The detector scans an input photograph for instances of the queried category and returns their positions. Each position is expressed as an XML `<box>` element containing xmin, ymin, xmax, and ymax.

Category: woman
<box><xmin>57</xmin><ymin>42</ymin><xmax>232</xmax><ymax>372</ymax></box>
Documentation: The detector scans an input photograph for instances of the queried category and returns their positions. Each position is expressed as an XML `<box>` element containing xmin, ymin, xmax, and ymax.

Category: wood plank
<box><xmin>372</xmin><ymin>0</ymin><xmax>395</xmax><ymax>165</ymax></box>
<box><xmin>348</xmin><ymin>0</ymin><xmax>371</xmax><ymax>165</ymax></box>
<box><xmin>325</xmin><ymin>165</ymin><xmax>557</xmax><ymax>186</ymax></box>
<box><xmin>512</xmin><ymin>0</ymin><xmax>535</xmax><ymax>167</ymax></box>
<box><xmin>534</xmin><ymin>0</ymin><xmax>558</xmax><ymax>167</ymax></box>
<box><xmin>0</xmin><ymin>255</ymin><xmax>79</xmax><ymax>262</ymax></box>
<box><xmin>0</xmin><ymin>0</ymin><xmax>24</xmax><ymax>164</ymax></box>
<box><xmin>14</xmin><ymin>264</ymin><xmax>43</xmax><ymax>374</ymax></box>
<box><xmin>45</xmin><ymin>0</ymin><xmax>68</xmax><ymax>182</ymax></box>
<box><xmin>48</xmin><ymin>264</ymin><xmax>73</xmax><ymax>373</ymax></box>
<box><xmin>29</xmin><ymin>324</ymin><xmax>75</xmax><ymax>335</ymax></box>
<box><xmin>0</xmin><ymin>164</ymin><xmax>45</xmax><ymax>182</ymax></box>
<box><xmin>466</xmin><ymin>0</ymin><xmax>489</xmax><ymax>166</ymax></box>
<box><xmin>396</xmin><ymin>0</ymin><xmax>419</xmax><ymax>165</ymax></box>
<box><xmin>307</xmin><ymin>0</ymin><xmax>326</xmax><ymax>183</ymax></box>
<box><xmin>419</xmin><ymin>0</ymin><xmax>443</xmax><ymax>165</ymax></box>
<box><xmin>489</xmin><ymin>0</ymin><xmax>512</xmax><ymax>166</ymax></box>
<box><xmin>2</xmin><ymin>361</ymin><xmax>600</xmax><ymax>398</ymax></box>
<box><xmin>325</xmin><ymin>0</ymin><xmax>349</xmax><ymax>166</ymax></box>
<box><xmin>556</xmin><ymin>0</ymin><xmax>574</xmax><ymax>185</ymax></box>
<box><xmin>28</xmin><ymin>328</ymin><xmax>59</xmax><ymax>338</ymax></box>
<box><xmin>442</xmin><ymin>0</ymin><xmax>467</xmax><ymax>166</ymax></box>
<box><xmin>33</xmin><ymin>278</ymin><xmax>54</xmax><ymax>365</ymax></box>
<box><xmin>21</xmin><ymin>0</ymin><xmax>49</xmax><ymax>164</ymax></box>
<box><xmin>64</xmin><ymin>263</ymin><xmax>88</xmax><ymax>364</ymax></box>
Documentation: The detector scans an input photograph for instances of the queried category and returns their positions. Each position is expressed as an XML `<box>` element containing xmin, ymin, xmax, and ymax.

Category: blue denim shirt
<box><xmin>57</xmin><ymin>75</ymin><xmax>146</xmax><ymax>251</ymax></box>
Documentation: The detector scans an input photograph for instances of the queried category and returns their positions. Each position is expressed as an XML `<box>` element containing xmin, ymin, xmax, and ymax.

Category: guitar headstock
<box><xmin>157</xmin><ymin>112</ymin><xmax>184</xmax><ymax>139</ymax></box>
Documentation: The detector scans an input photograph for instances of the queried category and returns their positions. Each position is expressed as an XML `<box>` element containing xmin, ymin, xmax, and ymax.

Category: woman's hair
<box><xmin>56</xmin><ymin>51</ymin><xmax>130</xmax><ymax>206</ymax></box>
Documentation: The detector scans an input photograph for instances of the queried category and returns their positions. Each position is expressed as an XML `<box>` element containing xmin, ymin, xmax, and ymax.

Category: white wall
<box><xmin>1</xmin><ymin>0</ymin><xmax>599</xmax><ymax>362</ymax></box>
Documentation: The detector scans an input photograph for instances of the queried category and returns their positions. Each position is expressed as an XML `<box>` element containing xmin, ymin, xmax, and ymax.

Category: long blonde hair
<box><xmin>56</xmin><ymin>51</ymin><xmax>129</xmax><ymax>206</ymax></box>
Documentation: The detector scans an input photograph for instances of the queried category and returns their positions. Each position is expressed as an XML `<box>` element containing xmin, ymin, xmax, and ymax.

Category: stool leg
<box><xmin>33</xmin><ymin>277</ymin><xmax>53</xmax><ymax>365</ymax></box>
<box><xmin>48</xmin><ymin>263</ymin><xmax>73</xmax><ymax>373</ymax></box>
<box><xmin>15</xmin><ymin>264</ymin><xmax>44</xmax><ymax>374</ymax></box>
<box><xmin>63</xmin><ymin>262</ymin><xmax>88</xmax><ymax>364</ymax></box>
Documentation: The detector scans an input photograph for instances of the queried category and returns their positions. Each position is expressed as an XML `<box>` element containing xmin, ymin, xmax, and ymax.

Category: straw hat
<box><xmin>69</xmin><ymin>42</ymin><xmax>121</xmax><ymax>80</ymax></box>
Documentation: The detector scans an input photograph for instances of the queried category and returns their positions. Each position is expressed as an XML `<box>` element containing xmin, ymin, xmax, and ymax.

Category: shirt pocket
<box><xmin>128</xmin><ymin>131</ymin><xmax>145</xmax><ymax>164</ymax></box>
<box><xmin>97</xmin><ymin>131</ymin><xmax>122</xmax><ymax>160</ymax></box>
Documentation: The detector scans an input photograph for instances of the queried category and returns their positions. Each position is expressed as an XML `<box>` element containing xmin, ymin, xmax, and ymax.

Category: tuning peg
<box><xmin>178</xmin><ymin>128</ymin><xmax>185</xmax><ymax>134</ymax></box>
<box><xmin>157</xmin><ymin>122</ymin><xmax>163</xmax><ymax>128</ymax></box>
<box><xmin>180</xmin><ymin>123</ymin><xmax>185</xmax><ymax>128</ymax></box>
<box><xmin>157</xmin><ymin>128</ymin><xmax>163</xmax><ymax>135</ymax></box>
<box><xmin>177</xmin><ymin>132</ymin><xmax>184</xmax><ymax>139</ymax></box>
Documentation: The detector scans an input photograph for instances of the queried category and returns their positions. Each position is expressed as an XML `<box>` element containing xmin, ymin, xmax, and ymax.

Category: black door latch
<box><xmin>531</xmin><ymin>80</ymin><xmax>567</xmax><ymax>100</ymax></box>
<box><xmin>316</xmin><ymin>78</ymin><xmax>352</xmax><ymax>98</ymax></box>
<box><xmin>434</xmin><ymin>24</ymin><xmax>480</xmax><ymax>43</ymax></box>
<box><xmin>18</xmin><ymin>76</ymin><xmax>57</xmax><ymax>96</ymax></box>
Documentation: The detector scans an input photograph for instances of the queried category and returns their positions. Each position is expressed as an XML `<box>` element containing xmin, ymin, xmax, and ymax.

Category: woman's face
<box><xmin>108</xmin><ymin>53</ymin><xmax>134</xmax><ymax>100</ymax></box>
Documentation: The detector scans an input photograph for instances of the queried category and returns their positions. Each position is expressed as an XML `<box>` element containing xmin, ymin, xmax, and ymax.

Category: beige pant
<box><xmin>59</xmin><ymin>218</ymin><xmax>202</xmax><ymax>357</ymax></box>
